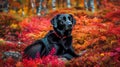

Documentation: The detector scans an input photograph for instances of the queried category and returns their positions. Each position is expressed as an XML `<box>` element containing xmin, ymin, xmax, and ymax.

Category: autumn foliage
<box><xmin>19</xmin><ymin>16</ymin><xmax>51</xmax><ymax>45</ymax></box>
<box><xmin>0</xmin><ymin>3</ymin><xmax>120</xmax><ymax>67</ymax></box>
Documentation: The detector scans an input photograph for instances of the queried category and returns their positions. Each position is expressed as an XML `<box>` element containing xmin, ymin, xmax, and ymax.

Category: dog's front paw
<box><xmin>78</xmin><ymin>49</ymin><xmax>88</xmax><ymax>56</ymax></box>
<box><xmin>58</xmin><ymin>57</ymin><xmax>68</xmax><ymax>62</ymax></box>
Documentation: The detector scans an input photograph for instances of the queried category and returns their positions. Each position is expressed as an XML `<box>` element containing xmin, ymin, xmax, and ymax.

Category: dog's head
<box><xmin>51</xmin><ymin>14</ymin><xmax>76</xmax><ymax>37</ymax></box>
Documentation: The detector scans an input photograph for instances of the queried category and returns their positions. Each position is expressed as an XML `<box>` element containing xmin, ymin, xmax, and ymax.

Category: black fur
<box><xmin>24</xmin><ymin>14</ymin><xmax>78</xmax><ymax>60</ymax></box>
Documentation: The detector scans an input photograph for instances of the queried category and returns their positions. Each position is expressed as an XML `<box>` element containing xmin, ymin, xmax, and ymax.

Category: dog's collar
<box><xmin>53</xmin><ymin>31</ymin><xmax>67</xmax><ymax>39</ymax></box>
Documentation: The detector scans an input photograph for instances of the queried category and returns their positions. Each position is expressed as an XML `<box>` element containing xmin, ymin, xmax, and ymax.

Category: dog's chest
<box><xmin>45</xmin><ymin>31</ymin><xmax>72</xmax><ymax>54</ymax></box>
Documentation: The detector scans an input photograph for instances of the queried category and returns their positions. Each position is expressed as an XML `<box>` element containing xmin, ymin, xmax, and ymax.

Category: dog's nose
<box><xmin>68</xmin><ymin>24</ymin><xmax>72</xmax><ymax>28</ymax></box>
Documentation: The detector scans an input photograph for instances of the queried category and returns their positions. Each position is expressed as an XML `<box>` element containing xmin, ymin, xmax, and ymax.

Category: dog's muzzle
<box><xmin>65</xmin><ymin>21</ymin><xmax>73</xmax><ymax>30</ymax></box>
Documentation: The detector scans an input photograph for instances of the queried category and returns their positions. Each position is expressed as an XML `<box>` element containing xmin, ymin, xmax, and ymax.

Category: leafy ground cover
<box><xmin>0</xmin><ymin>1</ymin><xmax>120</xmax><ymax>67</ymax></box>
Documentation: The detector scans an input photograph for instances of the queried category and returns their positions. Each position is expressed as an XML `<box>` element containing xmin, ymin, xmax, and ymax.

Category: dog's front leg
<box><xmin>68</xmin><ymin>46</ymin><xmax>79</xmax><ymax>57</ymax></box>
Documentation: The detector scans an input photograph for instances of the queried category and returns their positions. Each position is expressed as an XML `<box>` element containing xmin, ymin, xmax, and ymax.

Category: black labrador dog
<box><xmin>24</xmin><ymin>14</ymin><xmax>79</xmax><ymax>60</ymax></box>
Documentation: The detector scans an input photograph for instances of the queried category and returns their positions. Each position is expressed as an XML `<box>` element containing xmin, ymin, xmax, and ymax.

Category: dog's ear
<box><xmin>51</xmin><ymin>14</ymin><xmax>60</xmax><ymax>28</ymax></box>
<box><xmin>69</xmin><ymin>14</ymin><xmax>76</xmax><ymax>25</ymax></box>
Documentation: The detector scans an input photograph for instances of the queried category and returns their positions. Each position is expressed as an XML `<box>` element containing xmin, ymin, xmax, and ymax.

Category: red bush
<box><xmin>19</xmin><ymin>16</ymin><xmax>51</xmax><ymax>45</ymax></box>
<box><xmin>22</xmin><ymin>48</ymin><xmax>65</xmax><ymax>67</ymax></box>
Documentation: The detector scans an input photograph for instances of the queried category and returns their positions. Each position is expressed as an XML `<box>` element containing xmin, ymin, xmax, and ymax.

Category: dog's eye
<box><xmin>63</xmin><ymin>17</ymin><xmax>66</xmax><ymax>21</ymax></box>
<box><xmin>68</xmin><ymin>16</ymin><xmax>71</xmax><ymax>21</ymax></box>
